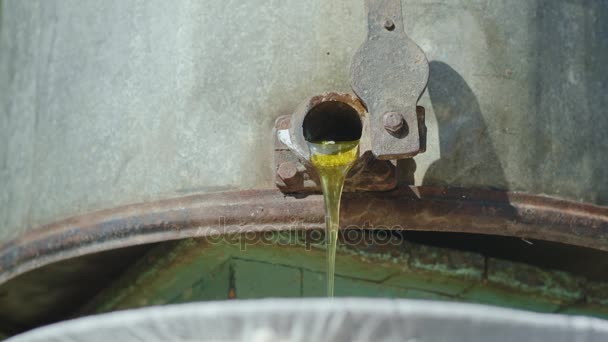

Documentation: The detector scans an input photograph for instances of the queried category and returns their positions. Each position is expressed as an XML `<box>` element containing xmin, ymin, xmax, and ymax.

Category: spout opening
<box><xmin>303</xmin><ymin>101</ymin><xmax>363</xmax><ymax>142</ymax></box>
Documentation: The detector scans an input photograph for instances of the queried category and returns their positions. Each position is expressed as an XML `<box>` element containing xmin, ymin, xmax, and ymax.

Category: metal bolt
<box><xmin>274</xmin><ymin>115</ymin><xmax>290</xmax><ymax>130</ymax></box>
<box><xmin>383</xmin><ymin>112</ymin><xmax>404</xmax><ymax>134</ymax></box>
<box><xmin>277</xmin><ymin>161</ymin><xmax>301</xmax><ymax>186</ymax></box>
<box><xmin>383</xmin><ymin>19</ymin><xmax>395</xmax><ymax>31</ymax></box>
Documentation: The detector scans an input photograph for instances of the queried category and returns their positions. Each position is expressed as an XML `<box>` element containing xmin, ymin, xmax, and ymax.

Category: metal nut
<box><xmin>383</xmin><ymin>112</ymin><xmax>404</xmax><ymax>134</ymax></box>
<box><xmin>277</xmin><ymin>162</ymin><xmax>301</xmax><ymax>186</ymax></box>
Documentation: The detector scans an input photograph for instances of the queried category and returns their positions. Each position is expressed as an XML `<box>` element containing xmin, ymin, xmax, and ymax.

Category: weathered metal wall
<box><xmin>1</xmin><ymin>0</ymin><xmax>606</xmax><ymax>242</ymax></box>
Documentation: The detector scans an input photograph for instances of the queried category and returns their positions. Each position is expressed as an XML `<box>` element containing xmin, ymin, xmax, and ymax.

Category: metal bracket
<box><xmin>351</xmin><ymin>0</ymin><xmax>429</xmax><ymax>159</ymax></box>
<box><xmin>273</xmin><ymin>1</ymin><xmax>429</xmax><ymax>193</ymax></box>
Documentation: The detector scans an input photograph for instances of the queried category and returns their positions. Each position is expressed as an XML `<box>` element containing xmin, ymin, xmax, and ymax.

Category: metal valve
<box><xmin>274</xmin><ymin>0</ymin><xmax>429</xmax><ymax>192</ymax></box>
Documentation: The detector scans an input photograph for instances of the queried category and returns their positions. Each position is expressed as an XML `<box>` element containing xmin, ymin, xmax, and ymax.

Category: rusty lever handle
<box><xmin>351</xmin><ymin>0</ymin><xmax>429</xmax><ymax>160</ymax></box>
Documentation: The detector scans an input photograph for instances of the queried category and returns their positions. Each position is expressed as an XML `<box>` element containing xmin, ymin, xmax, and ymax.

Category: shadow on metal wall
<box><xmin>423</xmin><ymin>61</ymin><xmax>508</xmax><ymax>191</ymax></box>
<box><xmin>397</xmin><ymin>61</ymin><xmax>508</xmax><ymax>191</ymax></box>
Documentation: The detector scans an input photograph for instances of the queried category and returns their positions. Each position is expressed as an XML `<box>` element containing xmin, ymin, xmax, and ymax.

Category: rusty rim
<box><xmin>0</xmin><ymin>187</ymin><xmax>606</xmax><ymax>284</ymax></box>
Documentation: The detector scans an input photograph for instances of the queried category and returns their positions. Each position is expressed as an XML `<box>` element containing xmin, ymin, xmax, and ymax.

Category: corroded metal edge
<box><xmin>0</xmin><ymin>187</ymin><xmax>606</xmax><ymax>284</ymax></box>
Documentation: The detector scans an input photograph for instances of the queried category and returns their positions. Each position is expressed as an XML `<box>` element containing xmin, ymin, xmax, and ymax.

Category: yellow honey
<box><xmin>308</xmin><ymin>140</ymin><xmax>359</xmax><ymax>297</ymax></box>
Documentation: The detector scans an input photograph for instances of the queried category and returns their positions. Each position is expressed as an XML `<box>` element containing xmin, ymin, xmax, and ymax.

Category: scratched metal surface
<box><xmin>0</xmin><ymin>0</ymin><xmax>606</xmax><ymax>242</ymax></box>
<box><xmin>8</xmin><ymin>299</ymin><xmax>608</xmax><ymax>342</ymax></box>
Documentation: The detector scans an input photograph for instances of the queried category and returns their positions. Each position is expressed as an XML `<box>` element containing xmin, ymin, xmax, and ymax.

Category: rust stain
<box><xmin>0</xmin><ymin>187</ymin><xmax>606</xmax><ymax>285</ymax></box>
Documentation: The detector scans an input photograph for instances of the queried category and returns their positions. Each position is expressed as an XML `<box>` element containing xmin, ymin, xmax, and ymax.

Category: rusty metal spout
<box><xmin>273</xmin><ymin>93</ymin><xmax>398</xmax><ymax>193</ymax></box>
<box><xmin>273</xmin><ymin>0</ymin><xmax>429</xmax><ymax>193</ymax></box>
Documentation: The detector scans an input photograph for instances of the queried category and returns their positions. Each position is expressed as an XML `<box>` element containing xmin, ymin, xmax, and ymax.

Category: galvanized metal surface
<box><xmin>9</xmin><ymin>299</ymin><xmax>608</xmax><ymax>342</ymax></box>
<box><xmin>1</xmin><ymin>0</ymin><xmax>607</xmax><ymax>248</ymax></box>
<box><xmin>0</xmin><ymin>187</ymin><xmax>606</xmax><ymax>286</ymax></box>
<box><xmin>351</xmin><ymin>0</ymin><xmax>429</xmax><ymax>159</ymax></box>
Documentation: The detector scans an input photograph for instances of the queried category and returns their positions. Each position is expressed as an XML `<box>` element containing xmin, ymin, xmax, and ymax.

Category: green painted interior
<box><xmin>82</xmin><ymin>231</ymin><xmax>608</xmax><ymax>319</ymax></box>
